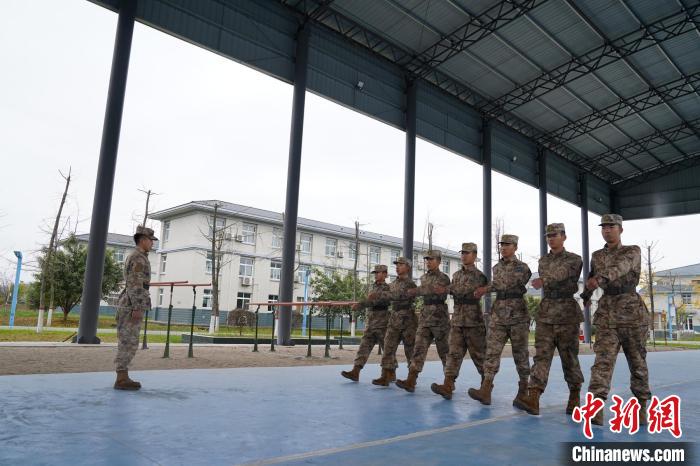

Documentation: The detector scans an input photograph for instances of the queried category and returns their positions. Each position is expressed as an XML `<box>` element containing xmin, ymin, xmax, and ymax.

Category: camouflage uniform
<box><xmin>410</xmin><ymin>251</ymin><xmax>451</xmax><ymax>373</ymax></box>
<box><xmin>483</xmin><ymin>237</ymin><xmax>532</xmax><ymax>382</ymax></box>
<box><xmin>353</xmin><ymin>276</ymin><xmax>391</xmax><ymax>369</ymax></box>
<box><xmin>586</xmin><ymin>215</ymin><xmax>650</xmax><ymax>402</ymax></box>
<box><xmin>115</xmin><ymin>239</ymin><xmax>152</xmax><ymax>371</ymax></box>
<box><xmin>529</xmin><ymin>241</ymin><xmax>584</xmax><ymax>393</ymax></box>
<box><xmin>379</xmin><ymin>268</ymin><xmax>418</xmax><ymax>370</ymax></box>
<box><xmin>445</xmin><ymin>255</ymin><xmax>488</xmax><ymax>379</ymax></box>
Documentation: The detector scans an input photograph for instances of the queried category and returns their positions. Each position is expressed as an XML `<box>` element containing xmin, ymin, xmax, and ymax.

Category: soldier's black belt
<box><xmin>454</xmin><ymin>297</ymin><xmax>480</xmax><ymax>305</ymax></box>
<box><xmin>371</xmin><ymin>305</ymin><xmax>389</xmax><ymax>311</ymax></box>
<box><xmin>543</xmin><ymin>290</ymin><xmax>573</xmax><ymax>299</ymax></box>
<box><xmin>604</xmin><ymin>285</ymin><xmax>636</xmax><ymax>296</ymax></box>
<box><xmin>423</xmin><ymin>297</ymin><xmax>446</xmax><ymax>305</ymax></box>
<box><xmin>495</xmin><ymin>291</ymin><xmax>524</xmax><ymax>300</ymax></box>
<box><xmin>143</xmin><ymin>284</ymin><xmax>150</xmax><ymax>290</ymax></box>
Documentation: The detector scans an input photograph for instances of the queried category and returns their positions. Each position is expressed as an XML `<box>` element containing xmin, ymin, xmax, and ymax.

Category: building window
<box><xmin>209</xmin><ymin>216</ymin><xmax>226</xmax><ymax>237</ymax></box>
<box><xmin>324</xmin><ymin>268</ymin><xmax>335</xmax><ymax>278</ymax></box>
<box><xmin>682</xmin><ymin>293</ymin><xmax>692</xmax><ymax>305</ymax></box>
<box><xmin>206</xmin><ymin>251</ymin><xmax>213</xmax><ymax>274</ymax></box>
<box><xmin>160</xmin><ymin>254</ymin><xmax>167</xmax><ymax>273</ymax></box>
<box><xmin>113</xmin><ymin>248</ymin><xmax>126</xmax><ymax>264</ymax></box>
<box><xmin>163</xmin><ymin>220</ymin><xmax>170</xmax><ymax>242</ymax></box>
<box><xmin>413</xmin><ymin>253</ymin><xmax>421</xmax><ymax>270</ymax></box>
<box><xmin>349</xmin><ymin>242</ymin><xmax>357</xmax><ymax>260</ymax></box>
<box><xmin>297</xmin><ymin>264</ymin><xmax>311</xmax><ymax>284</ymax></box>
<box><xmin>325</xmin><ymin>238</ymin><xmax>337</xmax><ymax>257</ymax></box>
<box><xmin>242</xmin><ymin>223</ymin><xmax>257</xmax><ymax>244</ymax></box>
<box><xmin>202</xmin><ymin>289</ymin><xmax>212</xmax><ymax>309</ymax></box>
<box><xmin>391</xmin><ymin>249</ymin><xmax>400</xmax><ymax>265</ymax></box>
<box><xmin>272</xmin><ymin>227</ymin><xmax>283</xmax><ymax>248</ymax></box>
<box><xmin>300</xmin><ymin>233</ymin><xmax>312</xmax><ymax>254</ymax></box>
<box><xmin>370</xmin><ymin>246</ymin><xmax>381</xmax><ymax>265</ymax></box>
<box><xmin>158</xmin><ymin>288</ymin><xmax>164</xmax><ymax>306</ymax></box>
<box><xmin>236</xmin><ymin>292</ymin><xmax>251</xmax><ymax>310</ymax></box>
<box><xmin>268</xmin><ymin>294</ymin><xmax>279</xmax><ymax>312</ymax></box>
<box><xmin>270</xmin><ymin>261</ymin><xmax>281</xmax><ymax>281</ymax></box>
<box><xmin>442</xmin><ymin>259</ymin><xmax>450</xmax><ymax>274</ymax></box>
<box><xmin>239</xmin><ymin>257</ymin><xmax>254</xmax><ymax>278</ymax></box>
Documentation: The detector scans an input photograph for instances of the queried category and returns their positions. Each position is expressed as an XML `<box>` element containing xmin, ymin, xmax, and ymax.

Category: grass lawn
<box><xmin>0</xmin><ymin>328</ymin><xmax>180</xmax><ymax>344</ymax></box>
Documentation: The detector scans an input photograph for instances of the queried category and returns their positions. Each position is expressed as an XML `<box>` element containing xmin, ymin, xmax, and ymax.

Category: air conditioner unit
<box><xmin>337</xmin><ymin>251</ymin><xmax>344</xmax><ymax>258</ymax></box>
<box><xmin>235</xmin><ymin>235</ymin><xmax>244</xmax><ymax>242</ymax></box>
<box><xmin>224</xmin><ymin>233</ymin><xmax>232</xmax><ymax>241</ymax></box>
<box><xmin>240</xmin><ymin>277</ymin><xmax>252</xmax><ymax>286</ymax></box>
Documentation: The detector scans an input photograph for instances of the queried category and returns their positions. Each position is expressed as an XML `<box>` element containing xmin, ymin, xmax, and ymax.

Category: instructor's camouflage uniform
<box><xmin>529</xmin><ymin>224</ymin><xmax>584</xmax><ymax>394</ymax></box>
<box><xmin>586</xmin><ymin>214</ymin><xmax>650</xmax><ymax>403</ymax></box>
<box><xmin>445</xmin><ymin>243</ymin><xmax>487</xmax><ymax>380</ymax></box>
<box><xmin>115</xmin><ymin>226</ymin><xmax>154</xmax><ymax>372</ymax></box>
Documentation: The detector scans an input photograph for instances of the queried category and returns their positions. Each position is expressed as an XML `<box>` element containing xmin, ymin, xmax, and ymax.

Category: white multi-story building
<box><xmin>147</xmin><ymin>200</ymin><xmax>462</xmax><ymax>317</ymax></box>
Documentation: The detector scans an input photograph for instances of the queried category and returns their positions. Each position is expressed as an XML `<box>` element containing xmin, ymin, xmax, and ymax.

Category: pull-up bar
<box><xmin>142</xmin><ymin>281</ymin><xmax>188</xmax><ymax>350</ymax></box>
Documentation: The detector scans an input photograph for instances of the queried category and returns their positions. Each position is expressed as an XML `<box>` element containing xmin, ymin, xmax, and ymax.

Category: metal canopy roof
<box><xmin>90</xmin><ymin>0</ymin><xmax>700</xmax><ymax>219</ymax></box>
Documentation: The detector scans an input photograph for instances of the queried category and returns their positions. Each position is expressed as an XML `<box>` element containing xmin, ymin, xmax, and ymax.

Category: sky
<box><xmin>1</xmin><ymin>0</ymin><xmax>699</xmax><ymax>282</ymax></box>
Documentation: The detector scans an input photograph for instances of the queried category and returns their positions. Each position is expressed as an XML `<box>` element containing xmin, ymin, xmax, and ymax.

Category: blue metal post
<box><xmin>301</xmin><ymin>269</ymin><xmax>310</xmax><ymax>336</ymax></box>
<box><xmin>10</xmin><ymin>251</ymin><xmax>22</xmax><ymax>328</ymax></box>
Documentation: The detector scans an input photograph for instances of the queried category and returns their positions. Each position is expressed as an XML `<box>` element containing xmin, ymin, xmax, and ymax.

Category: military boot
<box><xmin>566</xmin><ymin>388</ymin><xmax>581</xmax><ymax>415</ymax></box>
<box><xmin>468</xmin><ymin>376</ymin><xmax>494</xmax><ymax>405</ymax></box>
<box><xmin>371</xmin><ymin>368</ymin><xmax>394</xmax><ymax>387</ymax></box>
<box><xmin>431</xmin><ymin>375</ymin><xmax>456</xmax><ymax>400</ymax></box>
<box><xmin>114</xmin><ymin>370</ymin><xmax>140</xmax><ymax>391</ymax></box>
<box><xmin>341</xmin><ymin>365</ymin><xmax>361</xmax><ymax>382</ymax></box>
<box><xmin>638</xmin><ymin>398</ymin><xmax>648</xmax><ymax>426</ymax></box>
<box><xmin>395</xmin><ymin>369</ymin><xmax>419</xmax><ymax>393</ymax></box>
<box><xmin>515</xmin><ymin>388</ymin><xmax>542</xmax><ymax>415</ymax></box>
<box><xmin>512</xmin><ymin>380</ymin><xmax>529</xmax><ymax>408</ymax></box>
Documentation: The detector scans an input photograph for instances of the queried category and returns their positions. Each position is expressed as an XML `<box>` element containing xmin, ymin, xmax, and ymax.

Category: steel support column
<box><xmin>580</xmin><ymin>174</ymin><xmax>592</xmax><ymax>343</ymax></box>
<box><xmin>403</xmin><ymin>80</ymin><xmax>417</xmax><ymax>260</ymax></box>
<box><xmin>77</xmin><ymin>0</ymin><xmax>136</xmax><ymax>344</ymax></box>
<box><xmin>278</xmin><ymin>24</ymin><xmax>310</xmax><ymax>346</ymax></box>
<box><xmin>538</xmin><ymin>148</ymin><xmax>548</xmax><ymax>258</ymax></box>
<box><xmin>482</xmin><ymin>119</ymin><xmax>493</xmax><ymax>316</ymax></box>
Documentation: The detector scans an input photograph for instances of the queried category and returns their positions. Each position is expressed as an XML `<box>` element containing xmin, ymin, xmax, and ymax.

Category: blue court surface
<box><xmin>1</xmin><ymin>350</ymin><xmax>697</xmax><ymax>465</ymax></box>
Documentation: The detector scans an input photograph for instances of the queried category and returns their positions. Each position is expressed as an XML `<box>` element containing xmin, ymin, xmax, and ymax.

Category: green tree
<box><xmin>309</xmin><ymin>269</ymin><xmax>367</xmax><ymax>322</ymax></box>
<box><xmin>30</xmin><ymin>235</ymin><xmax>122</xmax><ymax>322</ymax></box>
<box><xmin>525</xmin><ymin>295</ymin><xmax>540</xmax><ymax>324</ymax></box>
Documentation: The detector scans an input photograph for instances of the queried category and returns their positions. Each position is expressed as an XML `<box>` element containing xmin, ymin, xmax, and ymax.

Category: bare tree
<box><xmin>37</xmin><ymin>168</ymin><xmax>71</xmax><ymax>333</ymax></box>
<box><xmin>642</xmin><ymin>241</ymin><xmax>663</xmax><ymax>346</ymax></box>
<box><xmin>427</xmin><ymin>222</ymin><xmax>434</xmax><ymax>251</ymax></box>
<box><xmin>493</xmin><ymin>217</ymin><xmax>505</xmax><ymax>263</ymax></box>
<box><xmin>138</xmin><ymin>188</ymin><xmax>159</xmax><ymax>228</ymax></box>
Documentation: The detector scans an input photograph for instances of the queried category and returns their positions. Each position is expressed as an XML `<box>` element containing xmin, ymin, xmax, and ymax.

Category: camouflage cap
<box><xmin>499</xmin><ymin>234</ymin><xmax>518</xmax><ymax>245</ymax></box>
<box><xmin>545</xmin><ymin>223</ymin><xmax>566</xmax><ymax>236</ymax></box>
<box><xmin>599</xmin><ymin>213</ymin><xmax>623</xmax><ymax>226</ymax></box>
<box><xmin>371</xmin><ymin>264</ymin><xmax>388</xmax><ymax>274</ymax></box>
<box><xmin>134</xmin><ymin>225</ymin><xmax>158</xmax><ymax>241</ymax></box>
<box><xmin>424</xmin><ymin>249</ymin><xmax>442</xmax><ymax>259</ymax></box>
<box><xmin>460</xmin><ymin>242</ymin><xmax>478</xmax><ymax>253</ymax></box>
<box><xmin>393</xmin><ymin>256</ymin><xmax>412</xmax><ymax>267</ymax></box>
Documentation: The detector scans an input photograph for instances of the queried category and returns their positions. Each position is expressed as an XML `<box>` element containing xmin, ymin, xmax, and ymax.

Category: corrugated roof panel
<box><xmin>513</xmin><ymin>100</ymin><xmax>567</xmax><ymax>132</ymax></box>
<box><xmin>657</xmin><ymin>32</ymin><xmax>700</xmax><ymax>75</ymax></box>
<box><xmin>590</xmin><ymin>125</ymin><xmax>630</xmax><ymax>148</ymax></box>
<box><xmin>613</xmin><ymin>115</ymin><xmax>655</xmax><ymax>139</ymax></box>
<box><xmin>567</xmin><ymin>135</ymin><xmax>605</xmax><ymax>157</ymax></box>
<box><xmin>404</xmin><ymin>0</ymin><xmax>467</xmax><ymax>35</ymax></box>
<box><xmin>450</xmin><ymin>0</ymin><xmax>501</xmax><ymax>17</ymax></box>
<box><xmin>573</xmin><ymin>0</ymin><xmax>638</xmax><ymax>41</ymax></box>
<box><xmin>626</xmin><ymin>47</ymin><xmax>681</xmax><ymax>86</ymax></box>
<box><xmin>469</xmin><ymin>36</ymin><xmax>540</xmax><ymax>85</ymax></box>
<box><xmin>593</xmin><ymin>61</ymin><xmax>647</xmax><ymax>98</ymax></box>
<box><xmin>538</xmin><ymin>87</ymin><xmax>590</xmax><ymax>121</ymax></box>
<box><xmin>673</xmin><ymin>135</ymin><xmax>700</xmax><ymax>156</ymax></box>
<box><xmin>529</xmin><ymin>0</ymin><xmax>602</xmax><ymax>56</ymax></box>
<box><xmin>496</xmin><ymin>14</ymin><xmax>571</xmax><ymax>70</ymax></box>
<box><xmin>638</xmin><ymin>105</ymin><xmax>682</xmax><ymax>129</ymax></box>
<box><xmin>648</xmin><ymin>144</ymin><xmax>683</xmax><ymax>163</ymax></box>
<box><xmin>669</xmin><ymin>94</ymin><xmax>700</xmax><ymax>121</ymax></box>
<box><xmin>626</xmin><ymin>152</ymin><xmax>661</xmax><ymax>170</ymax></box>
<box><xmin>565</xmin><ymin>74</ymin><xmax>618</xmax><ymax>109</ymax></box>
<box><xmin>440</xmin><ymin>53</ymin><xmax>512</xmax><ymax>99</ymax></box>
<box><xmin>624</xmin><ymin>0</ymin><xmax>680</xmax><ymax>24</ymax></box>
<box><xmin>607</xmin><ymin>159</ymin><xmax>636</xmax><ymax>178</ymax></box>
